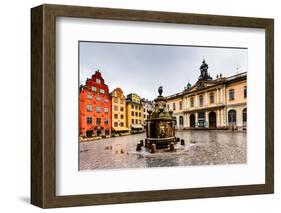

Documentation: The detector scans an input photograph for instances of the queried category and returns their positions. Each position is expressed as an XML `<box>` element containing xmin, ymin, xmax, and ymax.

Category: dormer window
<box><xmin>96</xmin><ymin>78</ymin><xmax>101</xmax><ymax>84</ymax></box>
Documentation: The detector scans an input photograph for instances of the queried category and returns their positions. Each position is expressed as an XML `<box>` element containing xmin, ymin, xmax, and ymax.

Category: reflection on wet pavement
<box><xmin>79</xmin><ymin>131</ymin><xmax>246</xmax><ymax>171</ymax></box>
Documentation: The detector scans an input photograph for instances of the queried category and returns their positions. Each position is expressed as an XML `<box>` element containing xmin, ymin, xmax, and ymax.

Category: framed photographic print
<box><xmin>31</xmin><ymin>4</ymin><xmax>274</xmax><ymax>208</ymax></box>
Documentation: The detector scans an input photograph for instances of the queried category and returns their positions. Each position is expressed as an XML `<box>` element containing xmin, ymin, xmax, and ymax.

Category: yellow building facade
<box><xmin>126</xmin><ymin>93</ymin><xmax>144</xmax><ymax>133</ymax></box>
<box><xmin>167</xmin><ymin>60</ymin><xmax>247</xmax><ymax>131</ymax></box>
<box><xmin>111</xmin><ymin>87</ymin><xmax>129</xmax><ymax>133</ymax></box>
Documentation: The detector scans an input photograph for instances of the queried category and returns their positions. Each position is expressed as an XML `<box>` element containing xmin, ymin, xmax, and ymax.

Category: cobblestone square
<box><xmin>79</xmin><ymin>130</ymin><xmax>246</xmax><ymax>170</ymax></box>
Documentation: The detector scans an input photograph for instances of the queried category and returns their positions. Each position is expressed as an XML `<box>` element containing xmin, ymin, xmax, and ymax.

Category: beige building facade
<box><xmin>111</xmin><ymin>87</ymin><xmax>129</xmax><ymax>133</ymax></box>
<box><xmin>166</xmin><ymin>60</ymin><xmax>247</xmax><ymax>131</ymax></box>
<box><xmin>166</xmin><ymin>93</ymin><xmax>185</xmax><ymax>130</ymax></box>
<box><xmin>141</xmin><ymin>98</ymin><xmax>154</xmax><ymax>126</ymax></box>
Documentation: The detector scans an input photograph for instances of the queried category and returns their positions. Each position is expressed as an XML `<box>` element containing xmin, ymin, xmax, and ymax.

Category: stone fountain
<box><xmin>137</xmin><ymin>86</ymin><xmax>177</xmax><ymax>153</ymax></box>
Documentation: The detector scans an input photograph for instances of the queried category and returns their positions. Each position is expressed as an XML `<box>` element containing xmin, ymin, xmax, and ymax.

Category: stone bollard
<box><xmin>170</xmin><ymin>142</ymin><xmax>175</xmax><ymax>151</ymax></box>
<box><xmin>180</xmin><ymin>139</ymin><xmax>185</xmax><ymax>145</ymax></box>
<box><xmin>140</xmin><ymin>140</ymin><xmax>144</xmax><ymax>146</ymax></box>
<box><xmin>176</xmin><ymin>137</ymin><xmax>180</xmax><ymax>142</ymax></box>
<box><xmin>136</xmin><ymin>142</ymin><xmax>142</xmax><ymax>151</ymax></box>
<box><xmin>151</xmin><ymin>144</ymin><xmax>156</xmax><ymax>153</ymax></box>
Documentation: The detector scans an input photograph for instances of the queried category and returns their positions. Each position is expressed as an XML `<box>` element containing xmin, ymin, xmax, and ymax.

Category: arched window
<box><xmin>228</xmin><ymin>110</ymin><xmax>237</xmax><ymax>125</ymax></box>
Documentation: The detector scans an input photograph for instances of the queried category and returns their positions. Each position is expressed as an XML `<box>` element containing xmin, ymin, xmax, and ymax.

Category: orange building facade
<box><xmin>79</xmin><ymin>70</ymin><xmax>112</xmax><ymax>137</ymax></box>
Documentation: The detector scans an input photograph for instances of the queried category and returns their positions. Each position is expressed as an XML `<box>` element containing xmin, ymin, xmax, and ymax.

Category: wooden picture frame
<box><xmin>31</xmin><ymin>4</ymin><xmax>274</xmax><ymax>208</ymax></box>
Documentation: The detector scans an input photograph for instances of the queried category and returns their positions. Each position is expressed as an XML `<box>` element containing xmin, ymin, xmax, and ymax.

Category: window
<box><xmin>120</xmin><ymin>114</ymin><xmax>124</xmax><ymax>119</ymax></box>
<box><xmin>229</xmin><ymin>89</ymin><xmax>235</xmax><ymax>101</ymax></box>
<box><xmin>120</xmin><ymin>122</ymin><xmax>124</xmax><ymax>127</ymax></box>
<box><xmin>243</xmin><ymin>108</ymin><xmax>247</xmax><ymax>127</ymax></box>
<box><xmin>243</xmin><ymin>108</ymin><xmax>247</xmax><ymax>123</ymax></box>
<box><xmin>139</xmin><ymin>119</ymin><xmax>141</xmax><ymax>124</ymax></box>
<box><xmin>120</xmin><ymin>99</ymin><xmax>124</xmax><ymax>104</ymax></box>
<box><xmin>104</xmin><ymin>98</ymin><xmax>109</xmax><ymax>103</ymax></box>
<box><xmin>86</xmin><ymin>105</ymin><xmax>92</xmax><ymax>112</ymax></box>
<box><xmin>96</xmin><ymin>106</ymin><xmax>101</xmax><ymax>112</ymax></box>
<box><xmin>100</xmin><ymin>89</ymin><xmax>105</xmax><ymax>94</ymax></box>
<box><xmin>190</xmin><ymin>97</ymin><xmax>194</xmax><ymax>107</ymax></box>
<box><xmin>120</xmin><ymin>107</ymin><xmax>124</xmax><ymax>112</ymax></box>
<box><xmin>86</xmin><ymin>117</ymin><xmax>92</xmax><ymax>124</ymax></box>
<box><xmin>244</xmin><ymin>86</ymin><xmax>247</xmax><ymax>98</ymax></box>
<box><xmin>114</xmin><ymin>97</ymin><xmax>118</xmax><ymax>103</ymax></box>
<box><xmin>139</xmin><ymin>106</ymin><xmax>141</xmax><ymax>110</ymax></box>
<box><xmin>104</xmin><ymin>118</ymin><xmax>109</xmax><ymax>125</ymax></box>
<box><xmin>173</xmin><ymin>103</ymin><xmax>176</xmax><ymax>110</ymax></box>
<box><xmin>96</xmin><ymin>78</ymin><xmax>101</xmax><ymax>84</ymax></box>
<box><xmin>91</xmin><ymin>86</ymin><xmax>97</xmax><ymax>92</ymax></box>
<box><xmin>131</xmin><ymin>111</ymin><xmax>134</xmax><ymax>116</ymax></box>
<box><xmin>199</xmin><ymin>95</ymin><xmax>204</xmax><ymax>106</ymax></box>
<box><xmin>114</xmin><ymin>105</ymin><xmax>118</xmax><ymax>111</ymax></box>
<box><xmin>132</xmin><ymin>105</ymin><xmax>134</xmax><ymax>109</ymax></box>
<box><xmin>179</xmin><ymin>101</ymin><xmax>182</xmax><ymax>110</ymax></box>
<box><xmin>114</xmin><ymin>122</ymin><xmax>118</xmax><ymax>127</ymax></box>
<box><xmin>96</xmin><ymin>96</ymin><xmax>101</xmax><ymax>101</ymax></box>
<box><xmin>173</xmin><ymin>116</ymin><xmax>177</xmax><ymax>126</ymax></box>
<box><xmin>209</xmin><ymin>93</ymin><xmax>214</xmax><ymax>104</ymax></box>
<box><xmin>179</xmin><ymin>116</ymin><xmax>184</xmax><ymax>126</ymax></box>
<box><xmin>136</xmin><ymin>119</ymin><xmax>138</xmax><ymax>124</ymax></box>
<box><xmin>96</xmin><ymin>118</ymin><xmax>101</xmax><ymax>125</ymax></box>
<box><xmin>104</xmin><ymin>108</ymin><xmax>109</xmax><ymax>113</ymax></box>
<box><xmin>167</xmin><ymin>104</ymin><xmax>170</xmax><ymax>111</ymax></box>
<box><xmin>139</xmin><ymin>112</ymin><xmax>141</xmax><ymax>117</ymax></box>
<box><xmin>114</xmin><ymin>114</ymin><xmax>118</xmax><ymax>119</ymax></box>
<box><xmin>132</xmin><ymin>119</ymin><xmax>134</xmax><ymax>124</ymax></box>
<box><xmin>86</xmin><ymin>94</ymin><xmax>92</xmax><ymax>99</ymax></box>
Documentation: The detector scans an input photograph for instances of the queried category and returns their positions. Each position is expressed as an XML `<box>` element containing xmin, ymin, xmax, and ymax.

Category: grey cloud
<box><xmin>80</xmin><ymin>42</ymin><xmax>247</xmax><ymax>100</ymax></box>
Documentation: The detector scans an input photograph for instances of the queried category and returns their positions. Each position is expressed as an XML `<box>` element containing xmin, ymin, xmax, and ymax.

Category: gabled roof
<box><xmin>187</xmin><ymin>79</ymin><xmax>221</xmax><ymax>93</ymax></box>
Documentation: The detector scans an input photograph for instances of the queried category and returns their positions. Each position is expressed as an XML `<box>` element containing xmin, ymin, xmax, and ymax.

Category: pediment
<box><xmin>188</xmin><ymin>80</ymin><xmax>219</xmax><ymax>92</ymax></box>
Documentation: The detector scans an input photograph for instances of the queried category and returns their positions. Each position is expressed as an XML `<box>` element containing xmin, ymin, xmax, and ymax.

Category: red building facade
<box><xmin>79</xmin><ymin>70</ymin><xmax>112</xmax><ymax>137</ymax></box>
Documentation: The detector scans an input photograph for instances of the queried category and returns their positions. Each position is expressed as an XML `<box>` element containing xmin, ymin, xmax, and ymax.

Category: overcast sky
<box><xmin>79</xmin><ymin>41</ymin><xmax>247</xmax><ymax>100</ymax></box>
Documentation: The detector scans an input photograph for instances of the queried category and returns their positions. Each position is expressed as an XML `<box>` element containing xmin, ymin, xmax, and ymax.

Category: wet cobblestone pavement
<box><xmin>79</xmin><ymin>130</ymin><xmax>246</xmax><ymax>171</ymax></box>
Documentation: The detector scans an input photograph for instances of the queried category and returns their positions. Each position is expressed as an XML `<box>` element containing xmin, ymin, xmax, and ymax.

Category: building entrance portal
<box><xmin>190</xmin><ymin>114</ymin><xmax>195</xmax><ymax>128</ymax></box>
<box><xmin>209</xmin><ymin>111</ymin><xmax>216</xmax><ymax>128</ymax></box>
<box><xmin>198</xmin><ymin>111</ymin><xmax>205</xmax><ymax>128</ymax></box>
